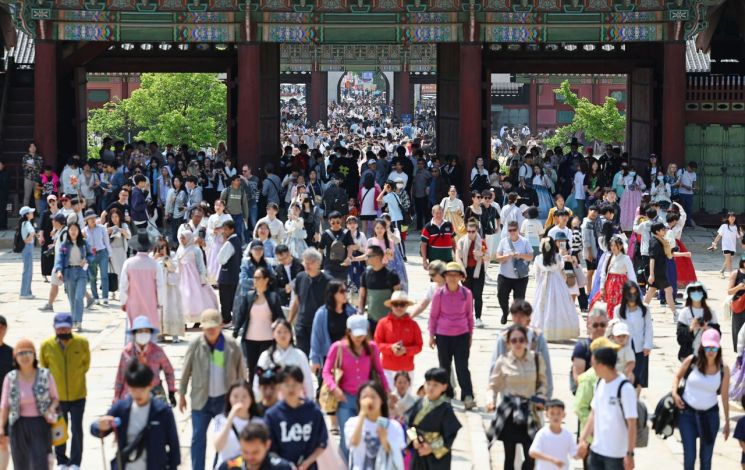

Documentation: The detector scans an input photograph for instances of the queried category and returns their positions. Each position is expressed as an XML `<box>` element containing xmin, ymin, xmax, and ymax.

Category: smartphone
<box><xmin>376</xmin><ymin>417</ymin><xmax>389</xmax><ymax>428</ymax></box>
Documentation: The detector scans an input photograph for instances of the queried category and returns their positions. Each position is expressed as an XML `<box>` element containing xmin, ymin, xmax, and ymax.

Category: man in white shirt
<box><xmin>678</xmin><ymin>161</ymin><xmax>697</xmax><ymax>227</ymax></box>
<box><xmin>578</xmin><ymin>346</ymin><xmax>638</xmax><ymax>470</ymax></box>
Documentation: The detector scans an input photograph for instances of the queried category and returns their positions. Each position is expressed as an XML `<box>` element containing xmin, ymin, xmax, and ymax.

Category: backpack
<box><xmin>328</xmin><ymin>188</ymin><xmax>347</xmax><ymax>216</ymax></box>
<box><xmin>12</xmin><ymin>219</ymin><xmax>25</xmax><ymax>253</ymax></box>
<box><xmin>595</xmin><ymin>378</ymin><xmax>649</xmax><ymax>448</ymax></box>
<box><xmin>326</xmin><ymin>229</ymin><xmax>347</xmax><ymax>262</ymax></box>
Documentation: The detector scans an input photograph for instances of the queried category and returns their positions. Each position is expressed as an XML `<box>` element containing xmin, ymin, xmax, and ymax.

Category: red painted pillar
<box><xmin>309</xmin><ymin>71</ymin><xmax>327</xmax><ymax>125</ymax></box>
<box><xmin>458</xmin><ymin>44</ymin><xmax>482</xmax><ymax>167</ymax></box>
<box><xmin>394</xmin><ymin>71</ymin><xmax>411</xmax><ymax>117</ymax></box>
<box><xmin>662</xmin><ymin>42</ymin><xmax>686</xmax><ymax>167</ymax></box>
<box><xmin>528</xmin><ymin>79</ymin><xmax>538</xmax><ymax>134</ymax></box>
<box><xmin>237</xmin><ymin>44</ymin><xmax>261</xmax><ymax>170</ymax></box>
<box><xmin>34</xmin><ymin>41</ymin><xmax>57</xmax><ymax>170</ymax></box>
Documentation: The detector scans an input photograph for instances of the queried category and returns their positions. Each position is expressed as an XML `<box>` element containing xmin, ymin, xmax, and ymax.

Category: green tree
<box><xmin>544</xmin><ymin>80</ymin><xmax>626</xmax><ymax>150</ymax></box>
<box><xmin>87</xmin><ymin>73</ymin><xmax>227</xmax><ymax>154</ymax></box>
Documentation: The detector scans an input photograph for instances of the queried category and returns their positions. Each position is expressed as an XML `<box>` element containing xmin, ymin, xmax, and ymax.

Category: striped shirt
<box><xmin>421</xmin><ymin>219</ymin><xmax>455</xmax><ymax>262</ymax></box>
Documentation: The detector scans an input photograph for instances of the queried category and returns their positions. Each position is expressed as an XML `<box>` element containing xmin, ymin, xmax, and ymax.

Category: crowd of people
<box><xmin>2</xmin><ymin>100</ymin><xmax>745</xmax><ymax>470</ymax></box>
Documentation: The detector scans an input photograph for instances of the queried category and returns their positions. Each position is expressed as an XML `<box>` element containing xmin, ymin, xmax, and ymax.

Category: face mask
<box><xmin>396</xmin><ymin>183</ymin><xmax>404</xmax><ymax>189</ymax></box>
<box><xmin>689</xmin><ymin>292</ymin><xmax>704</xmax><ymax>302</ymax></box>
<box><xmin>629</xmin><ymin>171</ymin><xmax>636</xmax><ymax>177</ymax></box>
<box><xmin>657</xmin><ymin>176</ymin><xmax>664</xmax><ymax>181</ymax></box>
<box><xmin>135</xmin><ymin>332</ymin><xmax>152</xmax><ymax>345</ymax></box>
<box><xmin>56</xmin><ymin>333</ymin><xmax>72</xmax><ymax>341</ymax></box>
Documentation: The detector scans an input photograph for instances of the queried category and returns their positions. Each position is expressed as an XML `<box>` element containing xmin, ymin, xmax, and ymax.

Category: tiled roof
<box><xmin>9</xmin><ymin>29</ymin><xmax>34</xmax><ymax>65</ymax></box>
<box><xmin>686</xmin><ymin>38</ymin><xmax>711</xmax><ymax>73</ymax></box>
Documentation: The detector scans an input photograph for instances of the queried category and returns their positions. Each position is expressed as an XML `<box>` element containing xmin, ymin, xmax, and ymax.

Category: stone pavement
<box><xmin>0</xmin><ymin>226</ymin><xmax>742</xmax><ymax>469</ymax></box>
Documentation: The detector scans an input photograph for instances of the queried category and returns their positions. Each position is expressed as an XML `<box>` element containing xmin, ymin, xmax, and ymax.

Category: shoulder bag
<box><xmin>508</xmin><ymin>238</ymin><xmax>530</xmax><ymax>278</ymax></box>
<box><xmin>318</xmin><ymin>343</ymin><xmax>344</xmax><ymax>413</ymax></box>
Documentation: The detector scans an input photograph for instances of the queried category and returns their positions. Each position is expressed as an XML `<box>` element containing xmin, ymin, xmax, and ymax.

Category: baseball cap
<box><xmin>53</xmin><ymin>213</ymin><xmax>67</xmax><ymax>224</ymax></box>
<box><xmin>47</xmin><ymin>194</ymin><xmax>57</xmax><ymax>202</ymax></box>
<box><xmin>611</xmin><ymin>322</ymin><xmax>630</xmax><ymax>337</ymax></box>
<box><xmin>347</xmin><ymin>315</ymin><xmax>368</xmax><ymax>337</ymax></box>
<box><xmin>199</xmin><ymin>309</ymin><xmax>222</xmax><ymax>329</ymax></box>
<box><xmin>53</xmin><ymin>313</ymin><xmax>73</xmax><ymax>329</ymax></box>
<box><xmin>18</xmin><ymin>206</ymin><xmax>35</xmax><ymax>217</ymax></box>
<box><xmin>701</xmin><ymin>329</ymin><xmax>721</xmax><ymax>348</ymax></box>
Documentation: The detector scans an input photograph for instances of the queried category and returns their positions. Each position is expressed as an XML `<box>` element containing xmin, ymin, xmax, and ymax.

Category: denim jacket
<box><xmin>53</xmin><ymin>240</ymin><xmax>94</xmax><ymax>274</ymax></box>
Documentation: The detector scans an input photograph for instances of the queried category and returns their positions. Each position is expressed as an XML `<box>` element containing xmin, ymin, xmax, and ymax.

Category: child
<box><xmin>520</xmin><ymin>206</ymin><xmax>543</xmax><ymax>257</ymax></box>
<box><xmin>528</xmin><ymin>399</ymin><xmax>578</xmax><ymax>470</ymax></box>
<box><xmin>263</xmin><ymin>365</ymin><xmax>328</xmax><ymax>470</ymax></box>
<box><xmin>391</xmin><ymin>371</ymin><xmax>417</xmax><ymax>421</ymax></box>
<box><xmin>608</xmin><ymin>321</ymin><xmax>636</xmax><ymax>383</ymax></box>
<box><xmin>407</xmin><ymin>367</ymin><xmax>462</xmax><ymax>470</ymax></box>
<box><xmin>255</xmin><ymin>365</ymin><xmax>280</xmax><ymax>415</ymax></box>
<box><xmin>347</xmin><ymin>197</ymin><xmax>360</xmax><ymax>218</ymax></box>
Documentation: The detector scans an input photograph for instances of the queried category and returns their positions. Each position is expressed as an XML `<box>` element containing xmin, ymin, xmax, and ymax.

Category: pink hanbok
<box><xmin>176</xmin><ymin>232</ymin><xmax>219</xmax><ymax>322</ymax></box>
<box><xmin>119</xmin><ymin>252</ymin><xmax>165</xmax><ymax>329</ymax></box>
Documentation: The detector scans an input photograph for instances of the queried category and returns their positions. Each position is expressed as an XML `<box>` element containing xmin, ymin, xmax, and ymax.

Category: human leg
<box><xmin>99</xmin><ymin>250</ymin><xmax>109</xmax><ymax>300</ymax></box>
<box><xmin>20</xmin><ymin>242</ymin><xmax>33</xmax><ymax>296</ymax></box>
<box><xmin>73</xmin><ymin>272</ymin><xmax>87</xmax><ymax>325</ymax></box>
<box><xmin>452</xmin><ymin>333</ymin><xmax>473</xmax><ymax>399</ymax></box>
<box><xmin>503</xmin><ymin>441</ymin><xmax>517</xmax><ymax>470</ymax></box>
<box><xmin>67</xmin><ymin>399</ymin><xmax>85</xmax><ymax>466</ymax></box>
<box><xmin>497</xmin><ymin>275</ymin><xmax>513</xmax><ymax>323</ymax></box>
<box><xmin>435</xmin><ymin>335</ymin><xmax>456</xmax><ymax>397</ymax></box>
<box><xmin>336</xmin><ymin>392</ymin><xmax>358</xmax><ymax>461</ymax></box>
<box><xmin>88</xmin><ymin>250</ymin><xmax>101</xmax><ymax>300</ymax></box>
<box><xmin>218</xmin><ymin>283</ymin><xmax>237</xmax><ymax>323</ymax></box>
<box><xmin>678</xmin><ymin>408</ymin><xmax>698</xmax><ymax>470</ymax></box>
<box><xmin>698</xmin><ymin>407</ymin><xmax>719</xmax><ymax>470</ymax></box>
<box><xmin>190</xmin><ymin>396</ymin><xmax>224</xmax><ymax>470</ymax></box>
<box><xmin>513</xmin><ymin>276</ymin><xmax>529</xmax><ymax>300</ymax></box>
<box><xmin>54</xmin><ymin>401</ymin><xmax>72</xmax><ymax>465</ymax></box>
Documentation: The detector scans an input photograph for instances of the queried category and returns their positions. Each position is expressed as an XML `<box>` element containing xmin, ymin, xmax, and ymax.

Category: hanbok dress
<box><xmin>530</xmin><ymin>253</ymin><xmax>579</xmax><ymax>341</ymax></box>
<box><xmin>108</xmin><ymin>223</ymin><xmax>131</xmax><ymax>276</ymax></box>
<box><xmin>407</xmin><ymin>397</ymin><xmax>462</xmax><ymax>470</ymax></box>
<box><xmin>155</xmin><ymin>255</ymin><xmax>185</xmax><ymax>337</ymax></box>
<box><xmin>619</xmin><ymin>174</ymin><xmax>645</xmax><ymax>231</ymax></box>
<box><xmin>588</xmin><ymin>253</ymin><xmax>637</xmax><ymax>320</ymax></box>
<box><xmin>532</xmin><ymin>174</ymin><xmax>554</xmax><ymax>221</ymax></box>
<box><xmin>284</xmin><ymin>217</ymin><xmax>308</xmax><ymax>259</ymax></box>
<box><xmin>206</xmin><ymin>212</ymin><xmax>232</xmax><ymax>284</ymax></box>
<box><xmin>439</xmin><ymin>196</ymin><xmax>465</xmax><ymax>239</ymax></box>
<box><xmin>176</xmin><ymin>232</ymin><xmax>219</xmax><ymax>322</ymax></box>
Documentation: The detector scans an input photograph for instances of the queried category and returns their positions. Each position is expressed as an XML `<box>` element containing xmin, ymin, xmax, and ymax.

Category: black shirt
<box><xmin>0</xmin><ymin>344</ymin><xmax>13</xmax><ymax>387</ymax></box>
<box><xmin>361</xmin><ymin>266</ymin><xmax>401</xmax><ymax>291</ymax></box>
<box><xmin>319</xmin><ymin>229</ymin><xmax>353</xmax><ymax>277</ymax></box>
<box><xmin>327</xmin><ymin>309</ymin><xmax>348</xmax><ymax>343</ymax></box>
<box><xmin>649</xmin><ymin>237</ymin><xmax>669</xmax><ymax>278</ymax></box>
<box><xmin>106</xmin><ymin>201</ymin><xmax>130</xmax><ymax>218</ymax></box>
<box><xmin>293</xmin><ymin>271</ymin><xmax>333</xmax><ymax>328</ymax></box>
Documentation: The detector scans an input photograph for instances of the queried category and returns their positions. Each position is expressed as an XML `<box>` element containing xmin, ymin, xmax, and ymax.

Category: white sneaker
<box><xmin>55</xmin><ymin>465</ymin><xmax>68</xmax><ymax>470</ymax></box>
<box><xmin>69</xmin><ymin>465</ymin><xmax>81</xmax><ymax>470</ymax></box>
<box><xmin>474</xmin><ymin>318</ymin><xmax>485</xmax><ymax>328</ymax></box>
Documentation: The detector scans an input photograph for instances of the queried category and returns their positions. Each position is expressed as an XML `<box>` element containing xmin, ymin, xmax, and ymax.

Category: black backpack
<box><xmin>12</xmin><ymin>219</ymin><xmax>25</xmax><ymax>253</ymax></box>
<box><xmin>326</xmin><ymin>229</ymin><xmax>347</xmax><ymax>262</ymax></box>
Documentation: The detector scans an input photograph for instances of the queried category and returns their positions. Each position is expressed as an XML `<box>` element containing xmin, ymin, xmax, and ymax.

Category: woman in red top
<box><xmin>373</xmin><ymin>291</ymin><xmax>423</xmax><ymax>389</ymax></box>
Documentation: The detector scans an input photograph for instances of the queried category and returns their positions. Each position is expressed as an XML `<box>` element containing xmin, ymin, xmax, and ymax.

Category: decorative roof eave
<box><xmin>694</xmin><ymin>0</ymin><xmax>745</xmax><ymax>53</ymax></box>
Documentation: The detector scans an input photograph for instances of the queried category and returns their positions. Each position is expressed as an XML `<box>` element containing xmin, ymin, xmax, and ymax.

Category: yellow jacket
<box><xmin>40</xmin><ymin>335</ymin><xmax>90</xmax><ymax>402</ymax></box>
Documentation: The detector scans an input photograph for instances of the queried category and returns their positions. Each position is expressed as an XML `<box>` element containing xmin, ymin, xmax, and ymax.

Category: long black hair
<box><xmin>66</xmin><ymin>222</ymin><xmax>86</xmax><ymax>247</ymax></box>
<box><xmin>541</xmin><ymin>237</ymin><xmax>558</xmax><ymax>267</ymax></box>
<box><xmin>618</xmin><ymin>281</ymin><xmax>647</xmax><ymax>319</ymax></box>
<box><xmin>223</xmin><ymin>380</ymin><xmax>260</xmax><ymax>417</ymax></box>
<box><xmin>324</xmin><ymin>279</ymin><xmax>348</xmax><ymax>314</ymax></box>
<box><xmin>684</xmin><ymin>285</ymin><xmax>714</xmax><ymax>323</ymax></box>
<box><xmin>355</xmin><ymin>381</ymin><xmax>390</xmax><ymax>418</ymax></box>
<box><xmin>264</xmin><ymin>318</ymin><xmax>295</xmax><ymax>368</ymax></box>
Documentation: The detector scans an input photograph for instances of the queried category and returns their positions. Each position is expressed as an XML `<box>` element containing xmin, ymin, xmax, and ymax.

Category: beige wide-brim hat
<box><xmin>200</xmin><ymin>309</ymin><xmax>222</xmax><ymax>328</ymax></box>
<box><xmin>443</xmin><ymin>261</ymin><xmax>466</xmax><ymax>277</ymax></box>
<box><xmin>384</xmin><ymin>291</ymin><xmax>415</xmax><ymax>308</ymax></box>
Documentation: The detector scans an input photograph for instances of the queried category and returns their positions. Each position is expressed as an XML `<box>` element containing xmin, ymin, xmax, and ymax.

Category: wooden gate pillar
<box><xmin>237</xmin><ymin>43</ymin><xmax>280</xmax><ymax>171</ymax></box>
<box><xmin>661</xmin><ymin>42</ymin><xmax>686</xmax><ymax>167</ymax></box>
<box><xmin>628</xmin><ymin>68</ymin><xmax>654</xmax><ymax>166</ymax></box>
<box><xmin>459</xmin><ymin>44</ymin><xmax>483</xmax><ymax>169</ymax></box>
<box><xmin>34</xmin><ymin>41</ymin><xmax>57</xmax><ymax>169</ymax></box>
<box><xmin>309</xmin><ymin>71</ymin><xmax>328</xmax><ymax>125</ymax></box>
<box><xmin>394</xmin><ymin>71</ymin><xmax>411</xmax><ymax>118</ymax></box>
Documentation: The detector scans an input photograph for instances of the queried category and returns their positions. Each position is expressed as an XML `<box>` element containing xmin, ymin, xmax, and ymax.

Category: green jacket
<box><xmin>40</xmin><ymin>335</ymin><xmax>90</xmax><ymax>402</ymax></box>
<box><xmin>574</xmin><ymin>368</ymin><xmax>597</xmax><ymax>444</ymax></box>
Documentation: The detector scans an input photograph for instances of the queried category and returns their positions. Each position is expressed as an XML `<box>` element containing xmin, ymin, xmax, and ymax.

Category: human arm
<box><xmin>409</xmin><ymin>297</ymin><xmax>431</xmax><ymax>319</ymax></box>
<box><xmin>288</xmin><ymin>295</ymin><xmax>299</xmax><ymax>325</ymax></box>
<box><xmin>671</xmin><ymin>355</ymin><xmax>695</xmax><ymax>408</ymax></box>
<box><xmin>577</xmin><ymin>409</ymin><xmax>595</xmax><ymax>458</ymax></box>
<box><xmin>178</xmin><ymin>342</ymin><xmax>195</xmax><ymax>411</ymax></box>
<box><xmin>216</xmin><ymin>241</ymin><xmax>235</xmax><ymax>266</ymax></box>
<box><xmin>722</xmin><ymin>365</ymin><xmax>731</xmax><ymax>439</ymax></box>
<box><xmin>728</xmin><ymin>269</ymin><xmax>745</xmax><ymax>295</ymax></box>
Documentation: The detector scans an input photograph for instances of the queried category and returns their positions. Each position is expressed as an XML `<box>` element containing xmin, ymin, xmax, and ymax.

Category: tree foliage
<box><xmin>543</xmin><ymin>80</ymin><xmax>626</xmax><ymax>151</ymax></box>
<box><xmin>87</xmin><ymin>73</ymin><xmax>227</xmax><ymax>154</ymax></box>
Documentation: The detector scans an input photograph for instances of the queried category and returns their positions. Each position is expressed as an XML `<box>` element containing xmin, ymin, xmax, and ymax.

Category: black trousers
<box><xmin>54</xmin><ymin>398</ymin><xmax>86</xmax><ymax>466</ymax></box>
<box><xmin>464</xmin><ymin>267</ymin><xmax>486</xmax><ymax>319</ymax></box>
<box><xmin>415</xmin><ymin>196</ymin><xmax>429</xmax><ymax>230</ymax></box>
<box><xmin>435</xmin><ymin>333</ymin><xmax>473</xmax><ymax>399</ymax></box>
<box><xmin>241</xmin><ymin>339</ymin><xmax>274</xmax><ymax>384</ymax></box>
<box><xmin>497</xmin><ymin>274</ymin><xmax>529</xmax><ymax>320</ymax></box>
<box><xmin>218</xmin><ymin>283</ymin><xmax>237</xmax><ymax>323</ymax></box>
<box><xmin>295</xmin><ymin>324</ymin><xmax>312</xmax><ymax>356</ymax></box>
<box><xmin>503</xmin><ymin>436</ymin><xmax>534</xmax><ymax>470</ymax></box>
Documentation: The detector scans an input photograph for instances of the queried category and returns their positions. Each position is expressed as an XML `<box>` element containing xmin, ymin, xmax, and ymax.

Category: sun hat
<box><xmin>701</xmin><ymin>329</ymin><xmax>721</xmax><ymax>348</ymax></box>
<box><xmin>384</xmin><ymin>291</ymin><xmax>415</xmax><ymax>308</ymax></box>
<box><xmin>684</xmin><ymin>281</ymin><xmax>708</xmax><ymax>300</ymax></box>
<box><xmin>53</xmin><ymin>213</ymin><xmax>67</xmax><ymax>225</ymax></box>
<box><xmin>127</xmin><ymin>315</ymin><xmax>160</xmax><ymax>335</ymax></box>
<box><xmin>83</xmin><ymin>209</ymin><xmax>97</xmax><ymax>221</ymax></box>
<box><xmin>200</xmin><ymin>309</ymin><xmax>222</xmax><ymax>329</ymax></box>
<box><xmin>18</xmin><ymin>206</ymin><xmax>35</xmax><ymax>217</ymax></box>
<box><xmin>347</xmin><ymin>315</ymin><xmax>369</xmax><ymax>337</ymax></box>
<box><xmin>443</xmin><ymin>261</ymin><xmax>466</xmax><ymax>276</ymax></box>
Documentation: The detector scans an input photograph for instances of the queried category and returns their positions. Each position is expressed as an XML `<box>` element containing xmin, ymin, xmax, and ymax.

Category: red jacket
<box><xmin>373</xmin><ymin>312</ymin><xmax>423</xmax><ymax>371</ymax></box>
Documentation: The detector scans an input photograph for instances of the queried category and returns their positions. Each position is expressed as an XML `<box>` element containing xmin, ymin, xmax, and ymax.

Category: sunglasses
<box><xmin>509</xmin><ymin>337</ymin><xmax>527</xmax><ymax>344</ymax></box>
<box><xmin>337</xmin><ymin>289</ymin><xmax>347</xmax><ymax>294</ymax></box>
<box><xmin>253</xmin><ymin>275</ymin><xmax>265</xmax><ymax>280</ymax></box>
<box><xmin>391</xmin><ymin>302</ymin><xmax>408</xmax><ymax>308</ymax></box>
<box><xmin>703</xmin><ymin>346</ymin><xmax>719</xmax><ymax>353</ymax></box>
<box><xmin>508</xmin><ymin>228</ymin><xmax>518</xmax><ymax>232</ymax></box>
<box><xmin>16</xmin><ymin>350</ymin><xmax>34</xmax><ymax>357</ymax></box>
<box><xmin>592</xmin><ymin>322</ymin><xmax>608</xmax><ymax>328</ymax></box>
<box><xmin>467</xmin><ymin>230</ymin><xmax>477</xmax><ymax>234</ymax></box>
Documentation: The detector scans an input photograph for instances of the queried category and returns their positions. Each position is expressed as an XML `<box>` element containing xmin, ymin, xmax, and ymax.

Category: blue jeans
<box><xmin>20</xmin><ymin>242</ymin><xmax>33</xmax><ymax>296</ymax></box>
<box><xmin>191</xmin><ymin>395</ymin><xmax>225</xmax><ymax>470</ymax></box>
<box><xmin>233</xmin><ymin>214</ymin><xmax>246</xmax><ymax>246</ymax></box>
<box><xmin>680</xmin><ymin>193</ymin><xmax>694</xmax><ymax>226</ymax></box>
<box><xmin>587</xmin><ymin>451</ymin><xmax>623</xmax><ymax>470</ymax></box>
<box><xmin>37</xmin><ymin>198</ymin><xmax>48</xmax><ymax>216</ymax></box>
<box><xmin>679</xmin><ymin>405</ymin><xmax>719</xmax><ymax>470</ymax></box>
<box><xmin>89</xmin><ymin>249</ymin><xmax>109</xmax><ymax>300</ymax></box>
<box><xmin>336</xmin><ymin>392</ymin><xmax>358</xmax><ymax>461</ymax></box>
<box><xmin>55</xmin><ymin>399</ymin><xmax>86</xmax><ymax>466</ymax></box>
<box><xmin>64</xmin><ymin>267</ymin><xmax>88</xmax><ymax>323</ymax></box>
<box><xmin>248</xmin><ymin>203</ymin><xmax>258</xmax><ymax>234</ymax></box>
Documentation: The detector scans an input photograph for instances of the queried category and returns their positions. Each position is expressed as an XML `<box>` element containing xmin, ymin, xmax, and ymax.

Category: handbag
<box><xmin>108</xmin><ymin>264</ymin><xmax>119</xmax><ymax>292</ymax></box>
<box><xmin>508</xmin><ymin>238</ymin><xmax>530</xmax><ymax>278</ymax></box>
<box><xmin>733</xmin><ymin>293</ymin><xmax>745</xmax><ymax>315</ymax></box>
<box><xmin>730</xmin><ymin>354</ymin><xmax>745</xmax><ymax>401</ymax></box>
<box><xmin>318</xmin><ymin>343</ymin><xmax>344</xmax><ymax>413</ymax></box>
<box><xmin>51</xmin><ymin>415</ymin><xmax>68</xmax><ymax>447</ymax></box>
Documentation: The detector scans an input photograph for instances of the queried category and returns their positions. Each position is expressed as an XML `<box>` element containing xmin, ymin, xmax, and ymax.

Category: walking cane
<box><xmin>99</xmin><ymin>417</ymin><xmax>122</xmax><ymax>469</ymax></box>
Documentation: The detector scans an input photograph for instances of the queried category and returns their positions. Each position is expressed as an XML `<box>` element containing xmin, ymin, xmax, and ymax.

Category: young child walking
<box><xmin>528</xmin><ymin>399</ymin><xmax>578</xmax><ymax>470</ymax></box>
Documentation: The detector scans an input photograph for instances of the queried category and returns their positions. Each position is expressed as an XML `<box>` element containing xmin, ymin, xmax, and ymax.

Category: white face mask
<box><xmin>135</xmin><ymin>332</ymin><xmax>152</xmax><ymax>346</ymax></box>
<box><xmin>396</xmin><ymin>182</ymin><xmax>404</xmax><ymax>189</ymax></box>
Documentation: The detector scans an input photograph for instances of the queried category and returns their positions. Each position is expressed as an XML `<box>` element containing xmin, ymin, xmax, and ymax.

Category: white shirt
<box><xmin>383</xmin><ymin>192</ymin><xmax>404</xmax><ymax>222</ymax></box>
<box><xmin>547</xmin><ymin>226</ymin><xmax>573</xmax><ymax>251</ymax></box>
<box><xmin>217</xmin><ymin>234</ymin><xmax>238</xmax><ymax>266</ymax></box>
<box><xmin>718</xmin><ymin>224</ymin><xmax>739</xmax><ymax>252</ymax></box>
<box><xmin>590</xmin><ymin>375</ymin><xmax>638</xmax><ymax>459</ymax></box>
<box><xmin>360</xmin><ymin>186</ymin><xmax>377</xmax><ymax>216</ymax></box>
<box><xmin>679</xmin><ymin>170</ymin><xmax>696</xmax><ymax>195</ymax></box>
<box><xmin>126</xmin><ymin>400</ymin><xmax>151</xmax><ymax>470</ymax></box>
<box><xmin>253</xmin><ymin>346</ymin><xmax>315</xmax><ymax>399</ymax></box>
<box><xmin>253</xmin><ymin>216</ymin><xmax>286</xmax><ymax>243</ymax></box>
<box><xmin>613</xmin><ymin>305</ymin><xmax>654</xmax><ymax>353</ymax></box>
<box><xmin>344</xmin><ymin>417</ymin><xmax>405</xmax><ymax>470</ymax></box>
<box><xmin>574</xmin><ymin>172</ymin><xmax>586</xmax><ymax>200</ymax></box>
<box><xmin>681</xmin><ymin>367</ymin><xmax>721</xmax><ymax>411</ymax></box>
<box><xmin>529</xmin><ymin>425</ymin><xmax>577</xmax><ymax>470</ymax></box>
<box><xmin>211</xmin><ymin>414</ymin><xmax>262</xmax><ymax>467</ymax></box>
<box><xmin>599</xmin><ymin>254</ymin><xmax>637</xmax><ymax>286</ymax></box>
